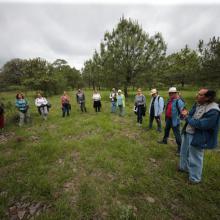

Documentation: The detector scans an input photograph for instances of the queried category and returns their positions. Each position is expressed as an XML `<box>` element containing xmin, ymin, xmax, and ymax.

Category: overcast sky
<box><xmin>0</xmin><ymin>0</ymin><xmax>220</xmax><ymax>70</ymax></box>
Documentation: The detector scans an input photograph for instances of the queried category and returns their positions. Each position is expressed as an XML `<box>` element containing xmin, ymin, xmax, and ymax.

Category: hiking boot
<box><xmin>157</xmin><ymin>140</ymin><xmax>167</xmax><ymax>144</ymax></box>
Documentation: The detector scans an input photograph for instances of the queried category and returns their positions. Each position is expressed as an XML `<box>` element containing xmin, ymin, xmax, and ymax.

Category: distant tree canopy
<box><xmin>0</xmin><ymin>18</ymin><xmax>219</xmax><ymax>96</ymax></box>
<box><xmin>0</xmin><ymin>58</ymin><xmax>82</xmax><ymax>95</ymax></box>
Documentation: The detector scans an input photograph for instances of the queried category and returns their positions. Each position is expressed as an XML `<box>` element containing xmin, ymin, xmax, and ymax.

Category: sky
<box><xmin>0</xmin><ymin>0</ymin><xmax>220</xmax><ymax>70</ymax></box>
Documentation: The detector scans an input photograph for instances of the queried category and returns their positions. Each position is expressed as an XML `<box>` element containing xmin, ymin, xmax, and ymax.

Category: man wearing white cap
<box><xmin>158</xmin><ymin>87</ymin><xmax>185</xmax><ymax>154</ymax></box>
<box><xmin>149</xmin><ymin>88</ymin><xmax>164</xmax><ymax>132</ymax></box>
<box><xmin>116</xmin><ymin>90</ymin><xmax>125</xmax><ymax>116</ymax></box>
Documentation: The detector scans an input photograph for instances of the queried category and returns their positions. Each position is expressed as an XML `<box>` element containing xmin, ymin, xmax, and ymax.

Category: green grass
<box><xmin>0</xmin><ymin>89</ymin><xmax>220</xmax><ymax>219</ymax></box>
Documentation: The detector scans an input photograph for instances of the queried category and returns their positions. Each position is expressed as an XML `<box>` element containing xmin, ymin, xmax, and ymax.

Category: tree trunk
<box><xmin>124</xmin><ymin>85</ymin><xmax>128</xmax><ymax>97</ymax></box>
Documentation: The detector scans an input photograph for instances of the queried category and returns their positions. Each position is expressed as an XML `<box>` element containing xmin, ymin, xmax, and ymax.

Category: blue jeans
<box><xmin>163</xmin><ymin>118</ymin><xmax>182</xmax><ymax>152</ymax></box>
<box><xmin>62</xmin><ymin>103</ymin><xmax>70</xmax><ymax>117</ymax></box>
<box><xmin>179</xmin><ymin>133</ymin><xmax>204</xmax><ymax>183</ymax></box>
<box><xmin>111</xmin><ymin>102</ymin><xmax>116</xmax><ymax>113</ymax></box>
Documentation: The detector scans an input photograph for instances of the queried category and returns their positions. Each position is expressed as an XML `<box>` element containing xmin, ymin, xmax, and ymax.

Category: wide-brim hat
<box><xmin>168</xmin><ymin>87</ymin><xmax>178</xmax><ymax>93</ymax></box>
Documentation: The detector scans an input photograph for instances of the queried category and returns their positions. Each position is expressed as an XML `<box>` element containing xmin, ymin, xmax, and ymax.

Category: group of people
<box><xmin>0</xmin><ymin>87</ymin><xmax>219</xmax><ymax>184</ymax></box>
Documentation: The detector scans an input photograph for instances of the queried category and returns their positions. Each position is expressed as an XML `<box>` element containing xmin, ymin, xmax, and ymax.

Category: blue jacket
<box><xmin>149</xmin><ymin>95</ymin><xmax>164</xmax><ymax>116</ymax></box>
<box><xmin>184</xmin><ymin>103</ymin><xmax>220</xmax><ymax>149</ymax></box>
<box><xmin>165</xmin><ymin>98</ymin><xmax>185</xmax><ymax>127</ymax></box>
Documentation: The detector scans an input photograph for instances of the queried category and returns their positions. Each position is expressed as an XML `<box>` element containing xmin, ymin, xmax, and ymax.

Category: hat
<box><xmin>118</xmin><ymin>89</ymin><xmax>122</xmax><ymax>93</ymax></box>
<box><xmin>150</xmin><ymin>88</ymin><xmax>157</xmax><ymax>95</ymax></box>
<box><xmin>168</xmin><ymin>87</ymin><xmax>178</xmax><ymax>93</ymax></box>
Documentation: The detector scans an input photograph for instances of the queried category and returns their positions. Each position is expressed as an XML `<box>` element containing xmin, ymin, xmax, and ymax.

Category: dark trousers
<box><xmin>163</xmin><ymin>118</ymin><xmax>182</xmax><ymax>152</ymax></box>
<box><xmin>149</xmin><ymin>115</ymin><xmax>162</xmax><ymax>132</ymax></box>
<box><xmin>94</xmin><ymin>101</ymin><xmax>101</xmax><ymax>112</ymax></box>
<box><xmin>137</xmin><ymin>105</ymin><xmax>144</xmax><ymax>124</ymax></box>
<box><xmin>80</xmin><ymin>102</ymin><xmax>87</xmax><ymax>112</ymax></box>
<box><xmin>62</xmin><ymin>104</ymin><xmax>70</xmax><ymax>117</ymax></box>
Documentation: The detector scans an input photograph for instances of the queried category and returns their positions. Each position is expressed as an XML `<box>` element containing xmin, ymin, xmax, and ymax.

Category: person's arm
<box><xmin>143</xmin><ymin>95</ymin><xmax>146</xmax><ymax>107</ymax></box>
<box><xmin>158</xmin><ymin>97</ymin><xmax>164</xmax><ymax>115</ymax></box>
<box><xmin>186</xmin><ymin>110</ymin><xmax>219</xmax><ymax>130</ymax></box>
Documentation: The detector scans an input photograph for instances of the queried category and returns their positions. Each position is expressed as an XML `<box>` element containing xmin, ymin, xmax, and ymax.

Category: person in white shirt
<box><xmin>92</xmin><ymin>90</ymin><xmax>101</xmax><ymax>112</ymax></box>
<box><xmin>35</xmin><ymin>93</ymin><xmax>49</xmax><ymax>120</ymax></box>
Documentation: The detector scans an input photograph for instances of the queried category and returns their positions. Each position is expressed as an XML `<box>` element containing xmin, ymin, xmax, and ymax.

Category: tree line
<box><xmin>0</xmin><ymin>17</ymin><xmax>219</xmax><ymax>96</ymax></box>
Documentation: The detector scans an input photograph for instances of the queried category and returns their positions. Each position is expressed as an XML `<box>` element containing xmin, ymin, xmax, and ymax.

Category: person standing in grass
<box><xmin>0</xmin><ymin>103</ymin><xmax>4</xmax><ymax>132</ymax></box>
<box><xmin>148</xmin><ymin>88</ymin><xmax>164</xmax><ymax>132</ymax></box>
<box><xmin>158</xmin><ymin>87</ymin><xmax>185</xmax><ymax>155</ymax></box>
<box><xmin>35</xmin><ymin>93</ymin><xmax>49</xmax><ymax>120</ymax></box>
<box><xmin>109</xmin><ymin>88</ymin><xmax>117</xmax><ymax>113</ymax></box>
<box><xmin>15</xmin><ymin>93</ymin><xmax>30</xmax><ymax>126</ymax></box>
<box><xmin>92</xmin><ymin>90</ymin><xmax>101</xmax><ymax>112</ymax></box>
<box><xmin>61</xmin><ymin>91</ymin><xmax>71</xmax><ymax>117</ymax></box>
<box><xmin>76</xmin><ymin>89</ymin><xmax>87</xmax><ymax>112</ymax></box>
<box><xmin>179</xmin><ymin>89</ymin><xmax>220</xmax><ymax>184</ymax></box>
<box><xmin>117</xmin><ymin>90</ymin><xmax>125</xmax><ymax>116</ymax></box>
<box><xmin>134</xmin><ymin>88</ymin><xmax>146</xmax><ymax>125</ymax></box>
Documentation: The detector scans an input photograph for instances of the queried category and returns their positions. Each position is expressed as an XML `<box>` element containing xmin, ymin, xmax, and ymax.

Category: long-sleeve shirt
<box><xmin>35</xmin><ymin>97</ymin><xmax>48</xmax><ymax>107</ymax></box>
<box><xmin>92</xmin><ymin>93</ymin><xmax>101</xmax><ymax>101</ymax></box>
<box><xmin>61</xmin><ymin>95</ymin><xmax>70</xmax><ymax>105</ymax></box>
<box><xmin>16</xmin><ymin>99</ymin><xmax>28</xmax><ymax>112</ymax></box>
<box><xmin>76</xmin><ymin>92</ymin><xmax>85</xmax><ymax>103</ymax></box>
<box><xmin>134</xmin><ymin>95</ymin><xmax>146</xmax><ymax>106</ymax></box>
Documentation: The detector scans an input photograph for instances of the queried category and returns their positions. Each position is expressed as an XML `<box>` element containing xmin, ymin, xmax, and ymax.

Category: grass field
<box><xmin>0</xmin><ymin>89</ymin><xmax>220</xmax><ymax>220</ymax></box>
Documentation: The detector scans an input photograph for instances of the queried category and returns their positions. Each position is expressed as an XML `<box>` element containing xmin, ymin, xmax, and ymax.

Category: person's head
<box><xmin>137</xmin><ymin>88</ymin><xmax>142</xmax><ymax>95</ymax></box>
<box><xmin>78</xmin><ymin>89</ymin><xmax>81</xmax><ymax>93</ymax></box>
<box><xmin>16</xmin><ymin>93</ymin><xmax>23</xmax><ymax>99</ymax></box>
<box><xmin>118</xmin><ymin>89</ymin><xmax>122</xmax><ymax>95</ymax></box>
<box><xmin>94</xmin><ymin>90</ymin><xmax>97</xmax><ymax>94</ymax></box>
<box><xmin>196</xmin><ymin>89</ymin><xmax>216</xmax><ymax>104</ymax></box>
<box><xmin>37</xmin><ymin>93</ymin><xmax>42</xmax><ymax>98</ymax></box>
<box><xmin>168</xmin><ymin>87</ymin><xmax>178</xmax><ymax>99</ymax></box>
<box><xmin>63</xmin><ymin>91</ymin><xmax>67</xmax><ymax>96</ymax></box>
<box><xmin>112</xmin><ymin>88</ymin><xmax>115</xmax><ymax>92</ymax></box>
<box><xmin>150</xmin><ymin>88</ymin><xmax>158</xmax><ymax>97</ymax></box>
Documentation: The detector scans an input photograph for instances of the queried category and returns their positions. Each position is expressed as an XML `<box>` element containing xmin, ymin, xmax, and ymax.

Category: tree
<box><xmin>198</xmin><ymin>37</ymin><xmax>220</xmax><ymax>87</ymax></box>
<box><xmin>87</xmin><ymin>17</ymin><xmax>167</xmax><ymax>96</ymax></box>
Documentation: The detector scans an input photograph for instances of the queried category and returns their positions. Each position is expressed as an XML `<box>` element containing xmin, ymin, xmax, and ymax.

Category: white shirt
<box><xmin>35</xmin><ymin>97</ymin><xmax>48</xmax><ymax>107</ymax></box>
<box><xmin>92</xmin><ymin>93</ymin><xmax>101</xmax><ymax>101</ymax></box>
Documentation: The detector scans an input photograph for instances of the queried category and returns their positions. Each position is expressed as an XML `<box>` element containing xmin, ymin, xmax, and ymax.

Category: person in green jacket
<box><xmin>116</xmin><ymin>90</ymin><xmax>125</xmax><ymax>116</ymax></box>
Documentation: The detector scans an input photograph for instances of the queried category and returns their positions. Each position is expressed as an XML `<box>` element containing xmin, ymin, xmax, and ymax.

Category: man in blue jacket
<box><xmin>158</xmin><ymin>87</ymin><xmax>185</xmax><ymax>154</ymax></box>
<box><xmin>179</xmin><ymin>89</ymin><xmax>220</xmax><ymax>184</ymax></box>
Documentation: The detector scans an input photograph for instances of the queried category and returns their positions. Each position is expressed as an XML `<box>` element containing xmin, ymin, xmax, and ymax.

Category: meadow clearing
<box><xmin>0</xmin><ymin>89</ymin><xmax>220</xmax><ymax>220</ymax></box>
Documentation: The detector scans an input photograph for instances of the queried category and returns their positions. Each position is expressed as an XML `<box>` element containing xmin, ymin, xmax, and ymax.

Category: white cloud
<box><xmin>0</xmin><ymin>3</ymin><xmax>220</xmax><ymax>69</ymax></box>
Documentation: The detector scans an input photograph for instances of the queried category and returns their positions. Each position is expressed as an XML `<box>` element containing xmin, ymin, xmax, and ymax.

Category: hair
<box><xmin>16</xmin><ymin>93</ymin><xmax>24</xmax><ymax>99</ymax></box>
<box><xmin>204</xmin><ymin>90</ymin><xmax>216</xmax><ymax>103</ymax></box>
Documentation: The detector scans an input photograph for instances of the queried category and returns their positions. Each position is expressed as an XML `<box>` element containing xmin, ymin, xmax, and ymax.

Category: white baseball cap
<box><xmin>150</xmin><ymin>88</ymin><xmax>157</xmax><ymax>95</ymax></box>
<box><xmin>168</xmin><ymin>87</ymin><xmax>178</xmax><ymax>93</ymax></box>
<box><xmin>118</xmin><ymin>89</ymin><xmax>122</xmax><ymax>93</ymax></box>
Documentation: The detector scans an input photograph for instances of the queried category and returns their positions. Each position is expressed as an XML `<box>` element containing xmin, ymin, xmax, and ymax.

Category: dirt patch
<box><xmin>0</xmin><ymin>132</ymin><xmax>15</xmax><ymax>144</ymax></box>
<box><xmin>7</xmin><ymin>199</ymin><xmax>50</xmax><ymax>220</ymax></box>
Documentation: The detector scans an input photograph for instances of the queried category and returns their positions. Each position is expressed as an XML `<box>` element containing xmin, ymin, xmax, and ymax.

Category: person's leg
<box><xmin>149</xmin><ymin>115</ymin><xmax>154</xmax><ymax>128</ymax></box>
<box><xmin>155</xmin><ymin>116</ymin><xmax>162</xmax><ymax>132</ymax></box>
<box><xmin>172</xmin><ymin>124</ymin><xmax>182</xmax><ymax>153</ymax></box>
<box><xmin>19</xmin><ymin>112</ymin><xmax>25</xmax><ymax>126</ymax></box>
<box><xmin>62</xmin><ymin>106</ymin><xmax>66</xmax><ymax>117</ymax></box>
<box><xmin>66</xmin><ymin>104</ymin><xmax>70</xmax><ymax>116</ymax></box>
<box><xmin>188</xmin><ymin>145</ymin><xmax>204</xmax><ymax>183</ymax></box>
<box><xmin>43</xmin><ymin>106</ymin><xmax>48</xmax><ymax>120</ymax></box>
<box><xmin>162</xmin><ymin>118</ymin><xmax>172</xmax><ymax>143</ymax></box>
<box><xmin>80</xmin><ymin>103</ymin><xmax>84</xmax><ymax>112</ymax></box>
<box><xmin>179</xmin><ymin>133</ymin><xmax>191</xmax><ymax>171</ymax></box>
<box><xmin>137</xmin><ymin>106</ymin><xmax>141</xmax><ymax>123</ymax></box>
<box><xmin>25</xmin><ymin>111</ymin><xmax>30</xmax><ymax>123</ymax></box>
<box><xmin>139</xmin><ymin>106</ymin><xmax>143</xmax><ymax>124</ymax></box>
